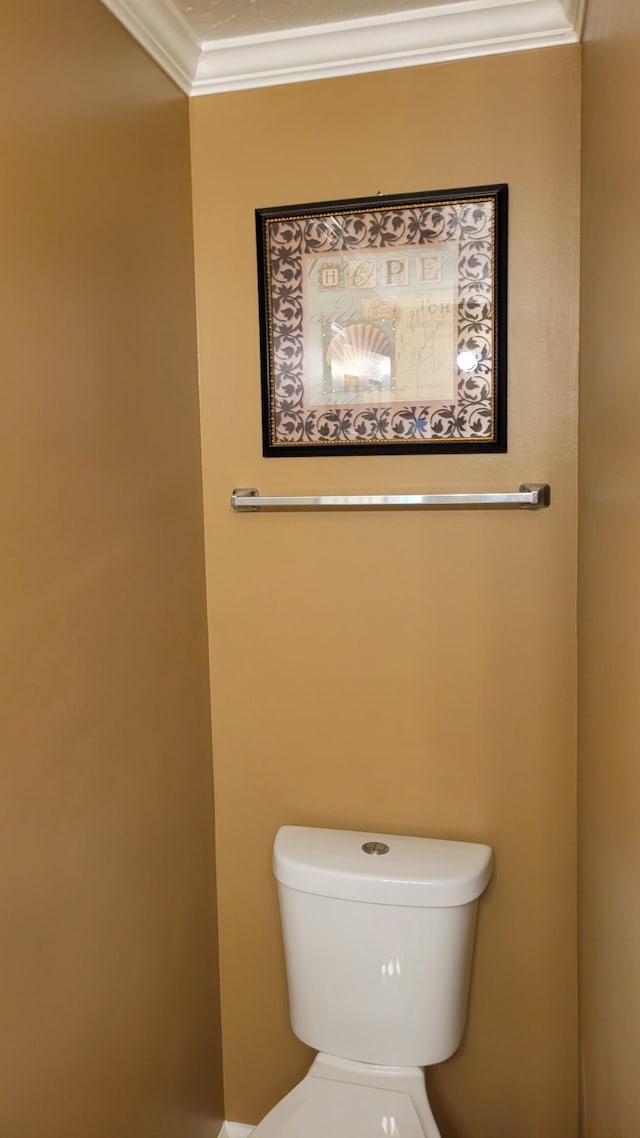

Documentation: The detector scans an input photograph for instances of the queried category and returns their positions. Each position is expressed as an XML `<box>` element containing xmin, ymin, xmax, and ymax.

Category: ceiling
<box><xmin>171</xmin><ymin>0</ymin><xmax>471</xmax><ymax>40</ymax></box>
<box><xmin>101</xmin><ymin>0</ymin><xmax>586</xmax><ymax>96</ymax></box>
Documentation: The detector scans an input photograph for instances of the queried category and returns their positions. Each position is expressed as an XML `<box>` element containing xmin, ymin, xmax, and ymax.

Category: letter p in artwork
<box><xmin>384</xmin><ymin>257</ymin><xmax>409</xmax><ymax>286</ymax></box>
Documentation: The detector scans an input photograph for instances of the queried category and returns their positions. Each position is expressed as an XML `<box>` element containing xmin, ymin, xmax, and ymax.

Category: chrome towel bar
<box><xmin>231</xmin><ymin>484</ymin><xmax>550</xmax><ymax>512</ymax></box>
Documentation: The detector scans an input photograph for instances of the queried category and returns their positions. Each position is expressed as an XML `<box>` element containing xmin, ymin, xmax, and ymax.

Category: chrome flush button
<box><xmin>362</xmin><ymin>841</ymin><xmax>390</xmax><ymax>855</ymax></box>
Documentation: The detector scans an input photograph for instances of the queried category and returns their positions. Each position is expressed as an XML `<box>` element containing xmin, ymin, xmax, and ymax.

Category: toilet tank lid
<box><xmin>273</xmin><ymin>826</ymin><xmax>493</xmax><ymax>908</ymax></box>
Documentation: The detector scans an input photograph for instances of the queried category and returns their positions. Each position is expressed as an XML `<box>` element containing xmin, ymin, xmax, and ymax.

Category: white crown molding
<box><xmin>218</xmin><ymin>1124</ymin><xmax>254</xmax><ymax>1138</ymax></box>
<box><xmin>100</xmin><ymin>0</ymin><xmax>200</xmax><ymax>92</ymax></box>
<box><xmin>101</xmin><ymin>0</ymin><xmax>583</xmax><ymax>97</ymax></box>
<box><xmin>561</xmin><ymin>0</ymin><xmax>587</xmax><ymax>35</ymax></box>
<box><xmin>193</xmin><ymin>0</ymin><xmax>579</xmax><ymax>94</ymax></box>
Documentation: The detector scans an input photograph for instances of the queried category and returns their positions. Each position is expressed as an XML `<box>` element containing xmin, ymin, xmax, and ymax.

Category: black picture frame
<box><xmin>256</xmin><ymin>184</ymin><xmax>507</xmax><ymax>457</ymax></box>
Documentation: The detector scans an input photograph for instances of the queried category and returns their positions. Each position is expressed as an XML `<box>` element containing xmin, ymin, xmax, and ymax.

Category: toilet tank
<box><xmin>273</xmin><ymin>826</ymin><xmax>493</xmax><ymax>1068</ymax></box>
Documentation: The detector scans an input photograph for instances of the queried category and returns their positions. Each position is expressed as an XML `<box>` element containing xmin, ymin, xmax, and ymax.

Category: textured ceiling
<box><xmin>172</xmin><ymin>0</ymin><xmax>472</xmax><ymax>41</ymax></box>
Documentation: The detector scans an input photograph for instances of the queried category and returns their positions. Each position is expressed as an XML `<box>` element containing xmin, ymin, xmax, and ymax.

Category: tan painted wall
<box><xmin>579</xmin><ymin>2</ymin><xmax>640</xmax><ymax>1134</ymax></box>
<box><xmin>0</xmin><ymin>3</ymin><xmax>223</xmax><ymax>1135</ymax></box>
<box><xmin>192</xmin><ymin>47</ymin><xmax>580</xmax><ymax>1137</ymax></box>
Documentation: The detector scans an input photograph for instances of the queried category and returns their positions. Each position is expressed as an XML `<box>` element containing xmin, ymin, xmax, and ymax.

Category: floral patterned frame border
<box><xmin>256</xmin><ymin>184</ymin><xmax>507</xmax><ymax>457</ymax></box>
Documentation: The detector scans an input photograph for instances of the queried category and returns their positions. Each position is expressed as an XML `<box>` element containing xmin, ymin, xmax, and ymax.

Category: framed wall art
<box><xmin>256</xmin><ymin>184</ymin><xmax>507</xmax><ymax>457</ymax></box>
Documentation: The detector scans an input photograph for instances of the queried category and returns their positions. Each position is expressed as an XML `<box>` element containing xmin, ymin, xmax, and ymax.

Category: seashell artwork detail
<box><xmin>326</xmin><ymin>322</ymin><xmax>392</xmax><ymax>391</ymax></box>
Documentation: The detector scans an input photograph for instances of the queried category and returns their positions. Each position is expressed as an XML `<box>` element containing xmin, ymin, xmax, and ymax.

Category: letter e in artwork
<box><xmin>417</xmin><ymin>253</ymin><xmax>443</xmax><ymax>283</ymax></box>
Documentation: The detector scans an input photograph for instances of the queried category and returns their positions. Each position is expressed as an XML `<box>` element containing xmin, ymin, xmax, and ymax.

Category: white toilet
<box><xmin>251</xmin><ymin>825</ymin><xmax>493</xmax><ymax>1138</ymax></box>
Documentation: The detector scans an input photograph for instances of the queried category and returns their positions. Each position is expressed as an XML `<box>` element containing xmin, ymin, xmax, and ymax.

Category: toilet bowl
<box><xmin>252</xmin><ymin>826</ymin><xmax>493</xmax><ymax>1138</ymax></box>
<box><xmin>253</xmin><ymin>1053</ymin><xmax>440</xmax><ymax>1138</ymax></box>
